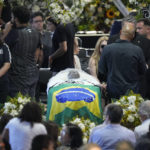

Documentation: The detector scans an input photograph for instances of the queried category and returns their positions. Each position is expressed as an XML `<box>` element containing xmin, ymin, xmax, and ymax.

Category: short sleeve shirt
<box><xmin>5</xmin><ymin>27</ymin><xmax>41</xmax><ymax>86</ymax></box>
<box><xmin>51</xmin><ymin>23</ymin><xmax>75</xmax><ymax>72</ymax></box>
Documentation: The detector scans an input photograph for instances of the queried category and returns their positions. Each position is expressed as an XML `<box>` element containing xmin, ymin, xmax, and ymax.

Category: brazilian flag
<box><xmin>46</xmin><ymin>83</ymin><xmax>103</xmax><ymax>126</ymax></box>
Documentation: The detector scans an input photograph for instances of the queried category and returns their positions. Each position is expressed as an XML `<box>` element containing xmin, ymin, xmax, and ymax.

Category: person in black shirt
<box><xmin>49</xmin><ymin>21</ymin><xmax>75</xmax><ymax>75</ymax></box>
<box><xmin>108</xmin><ymin>16</ymin><xmax>150</xmax><ymax>98</ymax></box>
<box><xmin>98</xmin><ymin>22</ymin><xmax>146</xmax><ymax>99</ymax></box>
<box><xmin>0</xmin><ymin>32</ymin><xmax>11</xmax><ymax>103</ymax></box>
<box><xmin>3</xmin><ymin>6</ymin><xmax>41</xmax><ymax>98</ymax></box>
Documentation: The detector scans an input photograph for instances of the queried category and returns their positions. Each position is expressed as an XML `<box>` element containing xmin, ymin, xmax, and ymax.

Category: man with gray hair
<box><xmin>134</xmin><ymin>100</ymin><xmax>150</xmax><ymax>139</ymax></box>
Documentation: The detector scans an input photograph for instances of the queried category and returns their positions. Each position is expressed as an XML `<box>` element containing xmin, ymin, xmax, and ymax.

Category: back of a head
<box><xmin>68</xmin><ymin>70</ymin><xmax>80</xmax><ymax>79</ymax></box>
<box><xmin>31</xmin><ymin>134</ymin><xmax>54</xmax><ymax>150</ymax></box>
<box><xmin>79</xmin><ymin>143</ymin><xmax>101</xmax><ymax>150</ymax></box>
<box><xmin>66</xmin><ymin>123</ymin><xmax>83</xmax><ymax>149</ymax></box>
<box><xmin>106</xmin><ymin>104</ymin><xmax>123</xmax><ymax>123</ymax></box>
<box><xmin>19</xmin><ymin>102</ymin><xmax>42</xmax><ymax>125</ymax></box>
<box><xmin>122</xmin><ymin>15</ymin><xmax>136</xmax><ymax>27</ymax></box>
<box><xmin>121</xmin><ymin>22</ymin><xmax>135</xmax><ymax>40</ymax></box>
<box><xmin>12</xmin><ymin>6</ymin><xmax>30</xmax><ymax>24</ymax></box>
<box><xmin>135</xmin><ymin>138</ymin><xmax>150</xmax><ymax>150</ymax></box>
<box><xmin>43</xmin><ymin>120</ymin><xmax>59</xmax><ymax>142</ymax></box>
<box><xmin>115</xmin><ymin>140</ymin><xmax>134</xmax><ymax>150</ymax></box>
<box><xmin>46</xmin><ymin>16</ymin><xmax>58</xmax><ymax>27</ymax></box>
<box><xmin>138</xmin><ymin>100</ymin><xmax>150</xmax><ymax>118</ymax></box>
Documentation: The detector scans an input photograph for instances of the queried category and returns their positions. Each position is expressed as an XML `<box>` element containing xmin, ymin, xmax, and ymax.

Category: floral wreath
<box><xmin>45</xmin><ymin>0</ymin><xmax>87</xmax><ymax>24</ymax></box>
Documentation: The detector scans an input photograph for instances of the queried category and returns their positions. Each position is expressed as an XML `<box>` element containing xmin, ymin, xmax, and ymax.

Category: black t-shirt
<box><xmin>0</xmin><ymin>43</ymin><xmax>11</xmax><ymax>82</ymax></box>
<box><xmin>5</xmin><ymin>27</ymin><xmax>41</xmax><ymax>87</ymax></box>
<box><xmin>51</xmin><ymin>23</ymin><xmax>75</xmax><ymax>72</ymax></box>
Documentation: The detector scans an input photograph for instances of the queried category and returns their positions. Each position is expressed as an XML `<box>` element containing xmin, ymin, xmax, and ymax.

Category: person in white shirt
<box><xmin>134</xmin><ymin>100</ymin><xmax>150</xmax><ymax>139</ymax></box>
<box><xmin>2</xmin><ymin>102</ymin><xmax>47</xmax><ymax>150</ymax></box>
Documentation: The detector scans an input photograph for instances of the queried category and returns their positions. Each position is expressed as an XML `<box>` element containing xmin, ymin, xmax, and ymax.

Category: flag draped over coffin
<box><xmin>46</xmin><ymin>83</ymin><xmax>103</xmax><ymax>126</ymax></box>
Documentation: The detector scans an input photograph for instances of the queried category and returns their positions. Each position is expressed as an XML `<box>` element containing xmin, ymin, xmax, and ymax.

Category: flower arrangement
<box><xmin>70</xmin><ymin>116</ymin><xmax>96</xmax><ymax>143</ymax></box>
<box><xmin>114</xmin><ymin>91</ymin><xmax>144</xmax><ymax>130</ymax></box>
<box><xmin>0</xmin><ymin>93</ymin><xmax>30</xmax><ymax>117</ymax></box>
<box><xmin>44</xmin><ymin>0</ymin><xmax>86</xmax><ymax>24</ymax></box>
<box><xmin>7</xmin><ymin>0</ymin><xmax>150</xmax><ymax>31</ymax></box>
<box><xmin>0</xmin><ymin>92</ymin><xmax>46</xmax><ymax>120</ymax></box>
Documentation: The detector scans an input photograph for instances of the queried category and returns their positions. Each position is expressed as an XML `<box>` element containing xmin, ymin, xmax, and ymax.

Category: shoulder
<box><xmin>121</xmin><ymin>125</ymin><xmax>135</xmax><ymax>135</ymax></box>
<box><xmin>89</xmin><ymin>57</ymin><xmax>96</xmax><ymax>65</ymax></box>
<box><xmin>5</xmin><ymin>118</ymin><xmax>19</xmax><ymax>128</ymax></box>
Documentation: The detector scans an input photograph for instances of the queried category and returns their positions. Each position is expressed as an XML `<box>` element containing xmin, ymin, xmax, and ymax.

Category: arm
<box><xmin>2</xmin><ymin>21</ymin><xmax>13</xmax><ymax>41</ymax></box>
<box><xmin>35</xmin><ymin>48</ymin><xmax>43</xmax><ymax>67</ymax></box>
<box><xmin>0</xmin><ymin>62</ymin><xmax>10</xmax><ymax>78</ymax></box>
<box><xmin>49</xmin><ymin>41</ymin><xmax>67</xmax><ymax>65</ymax></box>
<box><xmin>2</xmin><ymin>128</ymin><xmax>9</xmax><ymax>142</ymax></box>
<box><xmin>88</xmin><ymin>58</ymin><xmax>97</xmax><ymax>78</ymax></box>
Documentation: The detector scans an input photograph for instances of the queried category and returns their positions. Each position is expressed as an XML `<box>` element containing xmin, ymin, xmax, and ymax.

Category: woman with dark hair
<box><xmin>58</xmin><ymin>123</ymin><xmax>83</xmax><ymax>150</ymax></box>
<box><xmin>31</xmin><ymin>134</ymin><xmax>55</xmax><ymax>150</ymax></box>
<box><xmin>2</xmin><ymin>102</ymin><xmax>47</xmax><ymax>150</ymax></box>
<box><xmin>43</xmin><ymin>120</ymin><xmax>59</xmax><ymax>147</ymax></box>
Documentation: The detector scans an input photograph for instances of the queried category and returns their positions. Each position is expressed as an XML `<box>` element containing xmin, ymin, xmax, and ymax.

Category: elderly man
<box><xmin>98</xmin><ymin>21</ymin><xmax>146</xmax><ymax>99</ymax></box>
<box><xmin>89</xmin><ymin>104</ymin><xmax>136</xmax><ymax>150</ymax></box>
<box><xmin>134</xmin><ymin>100</ymin><xmax>150</xmax><ymax>139</ymax></box>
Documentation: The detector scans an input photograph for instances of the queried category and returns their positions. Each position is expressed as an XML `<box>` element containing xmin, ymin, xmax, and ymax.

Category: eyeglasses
<box><xmin>101</xmin><ymin>45</ymin><xmax>106</xmax><ymax>49</ymax></box>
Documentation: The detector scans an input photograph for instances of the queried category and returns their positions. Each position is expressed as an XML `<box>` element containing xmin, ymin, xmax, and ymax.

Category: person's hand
<box><xmin>2</xmin><ymin>21</ymin><xmax>13</xmax><ymax>40</ymax></box>
<box><xmin>4</xmin><ymin>21</ymin><xmax>13</xmax><ymax>33</ymax></box>
<box><xmin>101</xmin><ymin>82</ymin><xmax>107</xmax><ymax>91</ymax></box>
<box><xmin>49</xmin><ymin>55</ymin><xmax>53</xmax><ymax>67</ymax></box>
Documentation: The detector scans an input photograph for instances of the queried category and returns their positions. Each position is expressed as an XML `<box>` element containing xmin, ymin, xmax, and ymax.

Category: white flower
<box><xmin>83</xmin><ymin>137</ymin><xmax>88</xmax><ymax>144</ymax></box>
<box><xmin>115</xmin><ymin>101</ymin><xmax>121</xmax><ymax>105</ymax></box>
<box><xmin>84</xmin><ymin>120</ymin><xmax>90</xmax><ymax>124</ymax></box>
<box><xmin>4</xmin><ymin>102</ymin><xmax>12</xmax><ymax>109</ymax></box>
<box><xmin>10</xmin><ymin>110</ymin><xmax>18</xmax><ymax>116</ymax></box>
<box><xmin>32</xmin><ymin>5</ymin><xmax>40</xmax><ymax>12</ymax></box>
<box><xmin>73</xmin><ymin>118</ymin><xmax>81</xmax><ymax>124</ymax></box>
<box><xmin>4</xmin><ymin>109</ymin><xmax>9</xmax><ymax>114</ymax></box>
<box><xmin>128</xmin><ymin>105</ymin><xmax>136</xmax><ymax>112</ymax></box>
<box><xmin>127</xmin><ymin>115</ymin><xmax>135</xmax><ymax>123</ymax></box>
<box><xmin>78</xmin><ymin>123</ymin><xmax>85</xmax><ymax>130</ymax></box>
<box><xmin>89</xmin><ymin>122</ymin><xmax>95</xmax><ymax>129</ymax></box>
<box><xmin>18</xmin><ymin>97</ymin><xmax>23</xmax><ymax>103</ymax></box>
<box><xmin>105</xmin><ymin>4</ymin><xmax>111</xmax><ymax>9</ymax></box>
<box><xmin>105</xmin><ymin>18</ymin><xmax>111</xmax><ymax>25</ymax></box>
<box><xmin>128</xmin><ymin>96</ymin><xmax>136</xmax><ymax>105</ymax></box>
<box><xmin>19</xmin><ymin>105</ymin><xmax>23</xmax><ymax>112</ymax></box>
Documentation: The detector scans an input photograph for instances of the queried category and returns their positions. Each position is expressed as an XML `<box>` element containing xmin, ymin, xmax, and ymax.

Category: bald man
<box><xmin>98</xmin><ymin>22</ymin><xmax>146</xmax><ymax>99</ymax></box>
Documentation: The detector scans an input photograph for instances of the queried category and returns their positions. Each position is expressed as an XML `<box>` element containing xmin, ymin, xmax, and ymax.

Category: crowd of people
<box><xmin>0</xmin><ymin>2</ymin><xmax>150</xmax><ymax>150</ymax></box>
<box><xmin>0</xmin><ymin>101</ymin><xmax>149</xmax><ymax>150</ymax></box>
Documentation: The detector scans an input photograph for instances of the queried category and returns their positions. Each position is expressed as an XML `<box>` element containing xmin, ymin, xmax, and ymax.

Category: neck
<box><xmin>147</xmin><ymin>34</ymin><xmax>150</xmax><ymax>40</ymax></box>
<box><xmin>120</xmin><ymin>35</ymin><xmax>131</xmax><ymax>41</ymax></box>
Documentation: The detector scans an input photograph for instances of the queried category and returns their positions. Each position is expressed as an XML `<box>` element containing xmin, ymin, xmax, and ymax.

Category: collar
<box><xmin>115</xmin><ymin>39</ymin><xmax>131</xmax><ymax>43</ymax></box>
<box><xmin>142</xmin><ymin>118</ymin><xmax>150</xmax><ymax>124</ymax></box>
